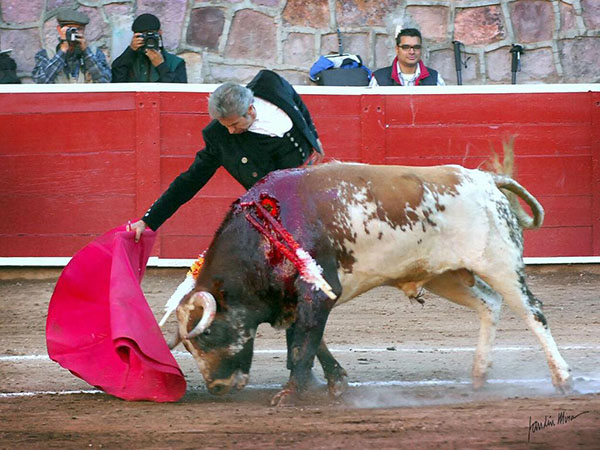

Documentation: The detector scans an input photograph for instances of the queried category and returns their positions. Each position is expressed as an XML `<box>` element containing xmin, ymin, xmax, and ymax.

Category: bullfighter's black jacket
<box><xmin>142</xmin><ymin>69</ymin><xmax>321</xmax><ymax>230</ymax></box>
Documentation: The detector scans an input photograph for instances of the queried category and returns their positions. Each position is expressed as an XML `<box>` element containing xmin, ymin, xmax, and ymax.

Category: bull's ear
<box><xmin>213</xmin><ymin>279</ymin><xmax>229</xmax><ymax>312</ymax></box>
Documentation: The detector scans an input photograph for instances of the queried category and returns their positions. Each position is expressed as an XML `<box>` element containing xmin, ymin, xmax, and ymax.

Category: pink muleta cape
<box><xmin>46</xmin><ymin>225</ymin><xmax>186</xmax><ymax>402</ymax></box>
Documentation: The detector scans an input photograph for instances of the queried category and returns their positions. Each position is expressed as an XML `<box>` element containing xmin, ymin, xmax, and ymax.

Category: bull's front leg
<box><xmin>316</xmin><ymin>339</ymin><xmax>348</xmax><ymax>397</ymax></box>
<box><xmin>271</xmin><ymin>291</ymin><xmax>334</xmax><ymax>406</ymax></box>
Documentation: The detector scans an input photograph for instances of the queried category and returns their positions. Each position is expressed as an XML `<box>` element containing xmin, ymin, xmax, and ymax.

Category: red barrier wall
<box><xmin>1</xmin><ymin>85</ymin><xmax>599</xmax><ymax>260</ymax></box>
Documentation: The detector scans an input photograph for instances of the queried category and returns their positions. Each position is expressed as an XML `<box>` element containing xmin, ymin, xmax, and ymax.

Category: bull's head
<box><xmin>175</xmin><ymin>290</ymin><xmax>256</xmax><ymax>396</ymax></box>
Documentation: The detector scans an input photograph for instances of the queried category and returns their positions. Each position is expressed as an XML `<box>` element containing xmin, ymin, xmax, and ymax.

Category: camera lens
<box><xmin>66</xmin><ymin>27</ymin><xmax>78</xmax><ymax>42</ymax></box>
<box><xmin>143</xmin><ymin>32</ymin><xmax>160</xmax><ymax>49</ymax></box>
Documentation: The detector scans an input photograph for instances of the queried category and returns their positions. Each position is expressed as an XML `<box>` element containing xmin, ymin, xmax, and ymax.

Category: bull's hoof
<box><xmin>472</xmin><ymin>375</ymin><xmax>487</xmax><ymax>391</ymax></box>
<box><xmin>326</xmin><ymin>369</ymin><xmax>348</xmax><ymax>398</ymax></box>
<box><xmin>553</xmin><ymin>372</ymin><xmax>574</xmax><ymax>395</ymax></box>
<box><xmin>270</xmin><ymin>388</ymin><xmax>297</xmax><ymax>407</ymax></box>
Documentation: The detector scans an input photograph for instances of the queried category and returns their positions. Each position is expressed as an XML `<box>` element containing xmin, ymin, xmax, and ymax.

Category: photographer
<box><xmin>32</xmin><ymin>9</ymin><xmax>111</xmax><ymax>84</ymax></box>
<box><xmin>111</xmin><ymin>14</ymin><xmax>187</xmax><ymax>83</ymax></box>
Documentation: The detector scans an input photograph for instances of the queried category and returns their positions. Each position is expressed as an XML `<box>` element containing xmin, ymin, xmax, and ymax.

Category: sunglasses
<box><xmin>398</xmin><ymin>45</ymin><xmax>422</xmax><ymax>51</ymax></box>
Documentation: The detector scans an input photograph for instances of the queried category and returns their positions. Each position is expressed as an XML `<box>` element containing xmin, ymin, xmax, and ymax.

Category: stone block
<box><xmin>454</xmin><ymin>6</ymin><xmax>506</xmax><ymax>46</ymax></box>
<box><xmin>252</xmin><ymin>0</ymin><xmax>282</xmax><ymax>6</ymax></box>
<box><xmin>1</xmin><ymin>0</ymin><xmax>44</xmax><ymax>25</ymax></box>
<box><xmin>277</xmin><ymin>69</ymin><xmax>311</xmax><ymax>85</ymax></box>
<box><xmin>510</xmin><ymin>0</ymin><xmax>554</xmax><ymax>43</ymax></box>
<box><xmin>179</xmin><ymin>51</ymin><xmax>203</xmax><ymax>83</ymax></box>
<box><xmin>485</xmin><ymin>45</ymin><xmax>555</xmax><ymax>83</ymax></box>
<box><xmin>336</xmin><ymin>0</ymin><xmax>401</xmax><ymax>27</ymax></box>
<box><xmin>207</xmin><ymin>64</ymin><xmax>262</xmax><ymax>84</ymax></box>
<box><xmin>137</xmin><ymin>0</ymin><xmax>187</xmax><ymax>50</ymax></box>
<box><xmin>406</xmin><ymin>5</ymin><xmax>449</xmax><ymax>43</ymax></box>
<box><xmin>43</xmin><ymin>17</ymin><xmax>61</xmax><ymax>51</ymax></box>
<box><xmin>560</xmin><ymin>1</ymin><xmax>576</xmax><ymax>33</ymax></box>
<box><xmin>283</xmin><ymin>33</ymin><xmax>315</xmax><ymax>67</ymax></box>
<box><xmin>322</xmin><ymin>32</ymin><xmax>370</xmax><ymax>62</ymax></box>
<box><xmin>225</xmin><ymin>10</ymin><xmax>277</xmax><ymax>62</ymax></box>
<box><xmin>428</xmin><ymin>49</ymin><xmax>478</xmax><ymax>85</ymax></box>
<box><xmin>375</xmin><ymin>33</ymin><xmax>394</xmax><ymax>69</ymax></box>
<box><xmin>559</xmin><ymin>37</ymin><xmax>600</xmax><ymax>82</ymax></box>
<box><xmin>485</xmin><ymin>46</ymin><xmax>512</xmax><ymax>83</ymax></box>
<box><xmin>104</xmin><ymin>3</ymin><xmax>135</xmax><ymax>26</ymax></box>
<box><xmin>520</xmin><ymin>47</ymin><xmax>557</xmax><ymax>82</ymax></box>
<box><xmin>78</xmin><ymin>6</ymin><xmax>106</xmax><ymax>43</ymax></box>
<box><xmin>321</xmin><ymin>33</ymin><xmax>341</xmax><ymax>55</ymax></box>
<box><xmin>46</xmin><ymin>0</ymin><xmax>76</xmax><ymax>14</ymax></box>
<box><xmin>283</xmin><ymin>0</ymin><xmax>329</xmax><ymax>29</ymax></box>
<box><xmin>2</xmin><ymin>28</ymin><xmax>40</xmax><ymax>73</ymax></box>
<box><xmin>582</xmin><ymin>0</ymin><xmax>600</xmax><ymax>29</ymax></box>
<box><xmin>105</xmin><ymin>4</ymin><xmax>135</xmax><ymax>61</ymax></box>
<box><xmin>187</xmin><ymin>7</ymin><xmax>225</xmax><ymax>51</ymax></box>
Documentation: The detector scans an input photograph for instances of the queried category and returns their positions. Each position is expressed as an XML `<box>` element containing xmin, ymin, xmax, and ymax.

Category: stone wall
<box><xmin>0</xmin><ymin>0</ymin><xmax>598</xmax><ymax>85</ymax></box>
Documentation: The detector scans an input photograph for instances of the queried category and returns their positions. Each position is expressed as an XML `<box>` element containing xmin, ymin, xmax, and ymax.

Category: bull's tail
<box><xmin>493</xmin><ymin>174</ymin><xmax>544</xmax><ymax>229</ymax></box>
<box><xmin>487</xmin><ymin>137</ymin><xmax>543</xmax><ymax>229</ymax></box>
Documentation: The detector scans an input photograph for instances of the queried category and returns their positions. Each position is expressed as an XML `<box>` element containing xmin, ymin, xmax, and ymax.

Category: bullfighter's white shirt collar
<box><xmin>248</xmin><ymin>97</ymin><xmax>293</xmax><ymax>137</ymax></box>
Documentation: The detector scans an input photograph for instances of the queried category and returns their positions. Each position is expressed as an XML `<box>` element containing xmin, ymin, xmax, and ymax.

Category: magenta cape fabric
<box><xmin>46</xmin><ymin>225</ymin><xmax>186</xmax><ymax>402</ymax></box>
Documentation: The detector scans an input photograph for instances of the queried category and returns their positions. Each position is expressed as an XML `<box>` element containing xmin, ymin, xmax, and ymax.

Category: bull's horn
<box><xmin>184</xmin><ymin>291</ymin><xmax>217</xmax><ymax>339</ymax></box>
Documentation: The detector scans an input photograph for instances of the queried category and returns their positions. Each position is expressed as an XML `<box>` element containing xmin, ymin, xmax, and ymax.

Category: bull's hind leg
<box><xmin>481</xmin><ymin>269</ymin><xmax>573</xmax><ymax>393</ymax></box>
<box><xmin>424</xmin><ymin>270</ymin><xmax>503</xmax><ymax>389</ymax></box>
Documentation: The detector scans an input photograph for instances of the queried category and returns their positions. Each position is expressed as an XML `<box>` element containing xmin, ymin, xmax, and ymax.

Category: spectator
<box><xmin>0</xmin><ymin>49</ymin><xmax>21</xmax><ymax>84</ymax></box>
<box><xmin>370</xmin><ymin>28</ymin><xmax>445</xmax><ymax>87</ymax></box>
<box><xmin>32</xmin><ymin>9</ymin><xmax>111</xmax><ymax>84</ymax></box>
<box><xmin>129</xmin><ymin>69</ymin><xmax>323</xmax><ymax>240</ymax></box>
<box><xmin>111</xmin><ymin>13</ymin><xmax>186</xmax><ymax>83</ymax></box>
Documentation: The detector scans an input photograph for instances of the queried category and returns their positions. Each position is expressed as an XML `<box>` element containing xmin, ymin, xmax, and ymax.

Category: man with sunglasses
<box><xmin>370</xmin><ymin>28</ymin><xmax>445</xmax><ymax>86</ymax></box>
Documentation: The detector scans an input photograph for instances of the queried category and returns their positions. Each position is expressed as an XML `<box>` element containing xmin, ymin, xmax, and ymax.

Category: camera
<box><xmin>65</xmin><ymin>27</ymin><xmax>80</xmax><ymax>43</ymax></box>
<box><xmin>141</xmin><ymin>31</ymin><xmax>161</xmax><ymax>50</ymax></box>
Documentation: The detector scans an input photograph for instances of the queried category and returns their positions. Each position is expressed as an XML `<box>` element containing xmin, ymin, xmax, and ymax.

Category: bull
<box><xmin>168</xmin><ymin>159</ymin><xmax>572</xmax><ymax>405</ymax></box>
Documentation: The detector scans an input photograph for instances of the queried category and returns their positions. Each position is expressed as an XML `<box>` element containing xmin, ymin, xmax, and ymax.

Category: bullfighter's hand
<box><xmin>145</xmin><ymin>48</ymin><xmax>164</xmax><ymax>67</ymax></box>
<box><xmin>129</xmin><ymin>220</ymin><xmax>147</xmax><ymax>243</ymax></box>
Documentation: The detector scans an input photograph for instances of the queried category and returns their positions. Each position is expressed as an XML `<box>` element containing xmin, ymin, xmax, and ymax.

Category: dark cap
<box><xmin>56</xmin><ymin>8</ymin><xmax>89</xmax><ymax>26</ymax></box>
<box><xmin>132</xmin><ymin>13</ymin><xmax>161</xmax><ymax>32</ymax></box>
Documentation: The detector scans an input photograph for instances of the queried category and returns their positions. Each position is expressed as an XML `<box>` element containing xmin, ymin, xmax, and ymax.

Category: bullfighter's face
<box><xmin>218</xmin><ymin>104</ymin><xmax>257</xmax><ymax>135</ymax></box>
<box><xmin>179</xmin><ymin>309</ymin><xmax>256</xmax><ymax>396</ymax></box>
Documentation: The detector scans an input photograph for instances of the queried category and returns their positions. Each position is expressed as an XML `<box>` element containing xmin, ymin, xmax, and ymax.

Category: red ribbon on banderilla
<box><xmin>240</xmin><ymin>195</ymin><xmax>337</xmax><ymax>301</ymax></box>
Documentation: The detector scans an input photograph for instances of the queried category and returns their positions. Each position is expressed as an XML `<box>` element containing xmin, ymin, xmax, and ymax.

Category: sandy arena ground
<box><xmin>1</xmin><ymin>264</ymin><xmax>599</xmax><ymax>449</ymax></box>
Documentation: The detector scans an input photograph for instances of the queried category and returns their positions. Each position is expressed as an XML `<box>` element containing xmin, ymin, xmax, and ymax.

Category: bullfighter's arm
<box><xmin>141</xmin><ymin>140</ymin><xmax>222</xmax><ymax>231</ymax></box>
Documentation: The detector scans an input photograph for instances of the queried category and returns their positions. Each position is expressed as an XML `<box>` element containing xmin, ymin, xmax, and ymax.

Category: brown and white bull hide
<box><xmin>174</xmin><ymin>162</ymin><xmax>573</xmax><ymax>405</ymax></box>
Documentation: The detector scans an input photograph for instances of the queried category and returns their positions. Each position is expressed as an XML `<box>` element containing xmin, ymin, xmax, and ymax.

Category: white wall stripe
<box><xmin>0</xmin><ymin>82</ymin><xmax>597</xmax><ymax>95</ymax></box>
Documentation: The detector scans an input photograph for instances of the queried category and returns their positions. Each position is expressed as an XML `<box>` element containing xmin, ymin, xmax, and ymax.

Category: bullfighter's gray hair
<box><xmin>208</xmin><ymin>82</ymin><xmax>254</xmax><ymax>119</ymax></box>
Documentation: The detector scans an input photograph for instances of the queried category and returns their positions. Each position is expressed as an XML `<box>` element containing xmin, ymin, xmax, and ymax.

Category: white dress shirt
<box><xmin>248</xmin><ymin>97</ymin><xmax>293</xmax><ymax>137</ymax></box>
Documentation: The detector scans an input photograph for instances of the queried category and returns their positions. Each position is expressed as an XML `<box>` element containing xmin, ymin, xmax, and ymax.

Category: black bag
<box><xmin>0</xmin><ymin>51</ymin><xmax>21</xmax><ymax>84</ymax></box>
<box><xmin>316</xmin><ymin>67</ymin><xmax>370</xmax><ymax>86</ymax></box>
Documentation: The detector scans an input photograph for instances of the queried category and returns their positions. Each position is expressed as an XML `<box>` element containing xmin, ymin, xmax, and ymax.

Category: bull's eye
<box><xmin>203</xmin><ymin>328</ymin><xmax>211</xmax><ymax>336</ymax></box>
